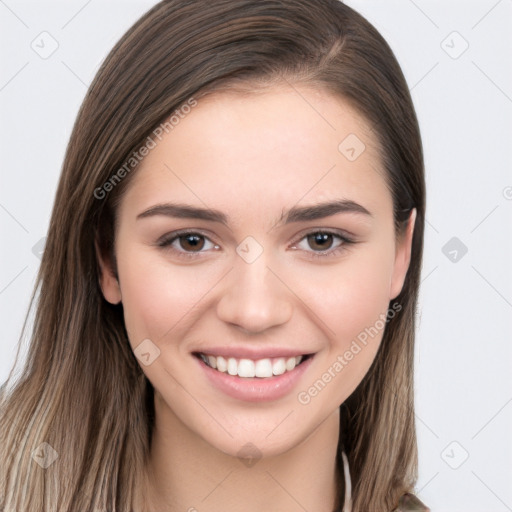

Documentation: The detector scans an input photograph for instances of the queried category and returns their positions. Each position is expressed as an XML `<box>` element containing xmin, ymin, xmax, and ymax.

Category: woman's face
<box><xmin>99</xmin><ymin>84</ymin><xmax>414</xmax><ymax>458</ymax></box>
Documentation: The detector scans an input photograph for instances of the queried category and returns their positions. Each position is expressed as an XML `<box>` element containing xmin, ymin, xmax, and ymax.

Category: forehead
<box><xmin>119</xmin><ymin>84</ymin><xmax>391</xmax><ymax>222</ymax></box>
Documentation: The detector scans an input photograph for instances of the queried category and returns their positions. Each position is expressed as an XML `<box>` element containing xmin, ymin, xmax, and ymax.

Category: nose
<box><xmin>216</xmin><ymin>249</ymin><xmax>293</xmax><ymax>334</ymax></box>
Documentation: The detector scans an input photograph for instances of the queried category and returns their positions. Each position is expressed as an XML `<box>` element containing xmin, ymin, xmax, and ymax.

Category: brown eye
<box><xmin>291</xmin><ymin>230</ymin><xmax>354</xmax><ymax>260</ymax></box>
<box><xmin>156</xmin><ymin>231</ymin><xmax>220</xmax><ymax>261</ymax></box>
<box><xmin>306</xmin><ymin>232</ymin><xmax>335</xmax><ymax>251</ymax></box>
<box><xmin>178</xmin><ymin>234</ymin><xmax>205</xmax><ymax>252</ymax></box>
<box><xmin>157</xmin><ymin>231</ymin><xmax>217</xmax><ymax>257</ymax></box>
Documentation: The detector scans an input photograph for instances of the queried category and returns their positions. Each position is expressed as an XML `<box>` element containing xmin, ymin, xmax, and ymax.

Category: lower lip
<box><xmin>195</xmin><ymin>355</ymin><xmax>315</xmax><ymax>403</ymax></box>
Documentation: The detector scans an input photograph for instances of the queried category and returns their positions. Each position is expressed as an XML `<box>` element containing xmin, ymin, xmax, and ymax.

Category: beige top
<box><xmin>340</xmin><ymin>452</ymin><xmax>430</xmax><ymax>512</ymax></box>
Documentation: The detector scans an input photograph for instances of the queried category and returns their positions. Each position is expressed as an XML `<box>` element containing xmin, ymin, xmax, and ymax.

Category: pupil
<box><xmin>308</xmin><ymin>233</ymin><xmax>332</xmax><ymax>251</ymax></box>
<box><xmin>181</xmin><ymin>234</ymin><xmax>204</xmax><ymax>251</ymax></box>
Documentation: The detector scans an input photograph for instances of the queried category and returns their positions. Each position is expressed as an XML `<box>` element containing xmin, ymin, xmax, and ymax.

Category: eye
<box><xmin>303</xmin><ymin>232</ymin><xmax>340</xmax><ymax>251</ymax></box>
<box><xmin>290</xmin><ymin>230</ymin><xmax>354</xmax><ymax>259</ymax></box>
<box><xmin>157</xmin><ymin>231</ymin><xmax>219</xmax><ymax>259</ymax></box>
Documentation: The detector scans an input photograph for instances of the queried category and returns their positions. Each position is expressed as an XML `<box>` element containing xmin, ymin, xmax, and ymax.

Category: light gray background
<box><xmin>1</xmin><ymin>1</ymin><xmax>511</xmax><ymax>510</ymax></box>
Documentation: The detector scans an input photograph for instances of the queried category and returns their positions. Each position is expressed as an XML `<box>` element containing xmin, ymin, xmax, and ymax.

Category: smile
<box><xmin>193</xmin><ymin>350</ymin><xmax>316</xmax><ymax>402</ymax></box>
<box><xmin>195</xmin><ymin>352</ymin><xmax>312</xmax><ymax>378</ymax></box>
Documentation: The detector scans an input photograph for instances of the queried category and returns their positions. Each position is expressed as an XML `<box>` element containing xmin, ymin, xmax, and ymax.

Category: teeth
<box><xmin>285</xmin><ymin>357</ymin><xmax>297</xmax><ymax>371</ymax></box>
<box><xmin>216</xmin><ymin>356</ymin><xmax>227</xmax><ymax>372</ymax></box>
<box><xmin>272</xmin><ymin>358</ymin><xmax>286</xmax><ymax>375</ymax></box>
<box><xmin>238</xmin><ymin>359</ymin><xmax>255</xmax><ymax>378</ymax></box>
<box><xmin>255</xmin><ymin>359</ymin><xmax>273</xmax><ymax>378</ymax></box>
<box><xmin>227</xmin><ymin>357</ymin><xmax>238</xmax><ymax>376</ymax></box>
<box><xmin>199</xmin><ymin>353</ymin><xmax>305</xmax><ymax>378</ymax></box>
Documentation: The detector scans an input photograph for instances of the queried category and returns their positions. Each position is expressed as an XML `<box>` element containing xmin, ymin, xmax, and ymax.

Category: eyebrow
<box><xmin>136</xmin><ymin>199</ymin><xmax>371</xmax><ymax>226</ymax></box>
<box><xmin>281</xmin><ymin>199</ymin><xmax>371</xmax><ymax>224</ymax></box>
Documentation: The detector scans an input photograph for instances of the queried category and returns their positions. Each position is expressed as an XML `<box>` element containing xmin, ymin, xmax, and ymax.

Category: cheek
<box><xmin>115</xmin><ymin>245</ymin><xmax>215</xmax><ymax>347</ymax></box>
<box><xmin>293</xmin><ymin>254</ymin><xmax>396</xmax><ymax>408</ymax></box>
<box><xmin>303</xmin><ymin>243</ymin><xmax>395</xmax><ymax>351</ymax></box>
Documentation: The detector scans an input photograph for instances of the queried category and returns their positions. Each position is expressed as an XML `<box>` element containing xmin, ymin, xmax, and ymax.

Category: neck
<box><xmin>141</xmin><ymin>394</ymin><xmax>342</xmax><ymax>512</ymax></box>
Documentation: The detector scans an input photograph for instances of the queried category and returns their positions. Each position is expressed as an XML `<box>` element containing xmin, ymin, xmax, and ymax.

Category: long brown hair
<box><xmin>0</xmin><ymin>1</ymin><xmax>425</xmax><ymax>510</ymax></box>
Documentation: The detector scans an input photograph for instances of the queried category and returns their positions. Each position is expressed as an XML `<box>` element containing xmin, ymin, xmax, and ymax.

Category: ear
<box><xmin>95</xmin><ymin>237</ymin><xmax>122</xmax><ymax>305</ymax></box>
<box><xmin>389</xmin><ymin>208</ymin><xmax>416</xmax><ymax>300</ymax></box>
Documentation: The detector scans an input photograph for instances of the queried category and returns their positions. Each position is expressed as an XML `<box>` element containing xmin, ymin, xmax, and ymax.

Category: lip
<box><xmin>192</xmin><ymin>346</ymin><xmax>311</xmax><ymax>359</ymax></box>
<box><xmin>194</xmin><ymin>352</ymin><xmax>315</xmax><ymax>403</ymax></box>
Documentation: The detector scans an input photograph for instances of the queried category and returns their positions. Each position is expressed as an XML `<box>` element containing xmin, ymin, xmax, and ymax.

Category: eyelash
<box><xmin>156</xmin><ymin>229</ymin><xmax>356</xmax><ymax>261</ymax></box>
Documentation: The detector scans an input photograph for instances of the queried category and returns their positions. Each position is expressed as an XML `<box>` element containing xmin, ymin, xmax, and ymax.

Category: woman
<box><xmin>0</xmin><ymin>1</ymin><xmax>429</xmax><ymax>510</ymax></box>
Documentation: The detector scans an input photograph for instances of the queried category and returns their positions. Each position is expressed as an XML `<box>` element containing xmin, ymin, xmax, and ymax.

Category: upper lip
<box><xmin>192</xmin><ymin>347</ymin><xmax>314</xmax><ymax>360</ymax></box>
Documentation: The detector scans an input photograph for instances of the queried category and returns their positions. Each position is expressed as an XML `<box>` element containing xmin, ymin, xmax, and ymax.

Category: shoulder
<box><xmin>391</xmin><ymin>493</ymin><xmax>430</xmax><ymax>511</ymax></box>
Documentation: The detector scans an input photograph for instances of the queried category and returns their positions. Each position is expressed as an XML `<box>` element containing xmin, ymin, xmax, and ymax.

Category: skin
<box><xmin>97</xmin><ymin>83</ymin><xmax>415</xmax><ymax>512</ymax></box>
